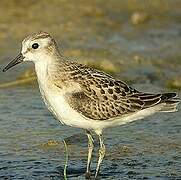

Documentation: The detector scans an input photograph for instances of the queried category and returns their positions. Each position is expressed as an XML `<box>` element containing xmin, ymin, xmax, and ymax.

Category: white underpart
<box><xmin>34</xmin><ymin>58</ymin><xmax>163</xmax><ymax>134</ymax></box>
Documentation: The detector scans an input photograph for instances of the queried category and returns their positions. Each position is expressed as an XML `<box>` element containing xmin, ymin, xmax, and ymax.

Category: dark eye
<box><xmin>32</xmin><ymin>43</ymin><xmax>39</xmax><ymax>49</ymax></box>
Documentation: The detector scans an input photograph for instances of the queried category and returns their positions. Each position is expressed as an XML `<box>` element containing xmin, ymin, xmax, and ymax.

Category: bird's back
<box><xmin>48</xmin><ymin>59</ymin><xmax>180</xmax><ymax>121</ymax></box>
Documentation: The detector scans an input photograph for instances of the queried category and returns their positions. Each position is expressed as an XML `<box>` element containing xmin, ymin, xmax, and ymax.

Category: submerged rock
<box><xmin>131</xmin><ymin>12</ymin><xmax>151</xmax><ymax>25</ymax></box>
<box><xmin>167</xmin><ymin>76</ymin><xmax>181</xmax><ymax>90</ymax></box>
<box><xmin>42</xmin><ymin>140</ymin><xmax>60</xmax><ymax>147</ymax></box>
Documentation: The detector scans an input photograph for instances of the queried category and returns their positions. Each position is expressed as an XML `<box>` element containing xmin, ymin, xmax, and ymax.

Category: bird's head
<box><xmin>3</xmin><ymin>31</ymin><xmax>60</xmax><ymax>72</ymax></box>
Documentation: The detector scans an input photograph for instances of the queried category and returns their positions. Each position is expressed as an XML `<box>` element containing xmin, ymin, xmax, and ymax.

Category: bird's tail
<box><xmin>158</xmin><ymin>93</ymin><xmax>180</xmax><ymax>112</ymax></box>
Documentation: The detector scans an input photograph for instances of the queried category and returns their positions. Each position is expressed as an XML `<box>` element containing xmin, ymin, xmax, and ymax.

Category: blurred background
<box><xmin>0</xmin><ymin>0</ymin><xmax>180</xmax><ymax>179</ymax></box>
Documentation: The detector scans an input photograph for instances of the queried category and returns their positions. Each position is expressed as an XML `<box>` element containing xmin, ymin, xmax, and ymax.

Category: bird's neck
<box><xmin>34</xmin><ymin>55</ymin><xmax>73</xmax><ymax>89</ymax></box>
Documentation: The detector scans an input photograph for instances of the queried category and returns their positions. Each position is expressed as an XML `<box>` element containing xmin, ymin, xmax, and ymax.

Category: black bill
<box><xmin>2</xmin><ymin>53</ymin><xmax>24</xmax><ymax>72</ymax></box>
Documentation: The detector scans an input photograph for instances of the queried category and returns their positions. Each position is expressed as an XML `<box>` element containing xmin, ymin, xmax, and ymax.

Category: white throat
<box><xmin>34</xmin><ymin>53</ymin><xmax>54</xmax><ymax>84</ymax></box>
<box><xmin>35</xmin><ymin>60</ymin><xmax>49</xmax><ymax>83</ymax></box>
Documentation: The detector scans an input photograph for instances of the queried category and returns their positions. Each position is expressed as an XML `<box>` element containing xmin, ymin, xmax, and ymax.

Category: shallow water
<box><xmin>0</xmin><ymin>0</ymin><xmax>181</xmax><ymax>179</ymax></box>
<box><xmin>0</xmin><ymin>86</ymin><xmax>180</xmax><ymax>179</ymax></box>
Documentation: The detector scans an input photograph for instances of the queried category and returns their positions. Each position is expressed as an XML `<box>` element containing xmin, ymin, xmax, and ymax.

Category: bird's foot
<box><xmin>85</xmin><ymin>171</ymin><xmax>92</xmax><ymax>179</ymax></box>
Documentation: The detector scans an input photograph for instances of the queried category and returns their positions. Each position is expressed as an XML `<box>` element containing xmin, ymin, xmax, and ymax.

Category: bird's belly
<box><xmin>39</xmin><ymin>84</ymin><xmax>160</xmax><ymax>132</ymax></box>
<box><xmin>41</xmin><ymin>89</ymin><xmax>161</xmax><ymax>133</ymax></box>
<box><xmin>42</xmin><ymin>91</ymin><xmax>92</xmax><ymax>128</ymax></box>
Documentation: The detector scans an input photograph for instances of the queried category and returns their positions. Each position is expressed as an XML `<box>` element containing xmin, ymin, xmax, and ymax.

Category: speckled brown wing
<box><xmin>64</xmin><ymin>64</ymin><xmax>147</xmax><ymax>120</ymax></box>
<box><xmin>53</xmin><ymin>61</ymin><xmax>169</xmax><ymax>120</ymax></box>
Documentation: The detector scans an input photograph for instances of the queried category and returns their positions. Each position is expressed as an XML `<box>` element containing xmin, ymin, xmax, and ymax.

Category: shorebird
<box><xmin>3</xmin><ymin>32</ymin><xmax>180</xmax><ymax>179</ymax></box>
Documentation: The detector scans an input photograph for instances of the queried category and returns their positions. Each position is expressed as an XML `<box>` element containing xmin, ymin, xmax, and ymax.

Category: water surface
<box><xmin>0</xmin><ymin>0</ymin><xmax>181</xmax><ymax>179</ymax></box>
<box><xmin>0</xmin><ymin>86</ymin><xmax>180</xmax><ymax>179</ymax></box>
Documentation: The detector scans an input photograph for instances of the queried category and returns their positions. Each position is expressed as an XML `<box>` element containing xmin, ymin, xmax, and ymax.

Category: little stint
<box><xmin>3</xmin><ymin>32</ymin><xmax>180</xmax><ymax>179</ymax></box>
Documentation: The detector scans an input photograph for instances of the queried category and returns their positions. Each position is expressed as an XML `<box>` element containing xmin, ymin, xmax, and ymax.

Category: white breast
<box><xmin>43</xmin><ymin>88</ymin><xmax>88</xmax><ymax>128</ymax></box>
<box><xmin>34</xmin><ymin>60</ymin><xmax>96</xmax><ymax>129</ymax></box>
<box><xmin>34</xmin><ymin>60</ymin><xmax>160</xmax><ymax>134</ymax></box>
